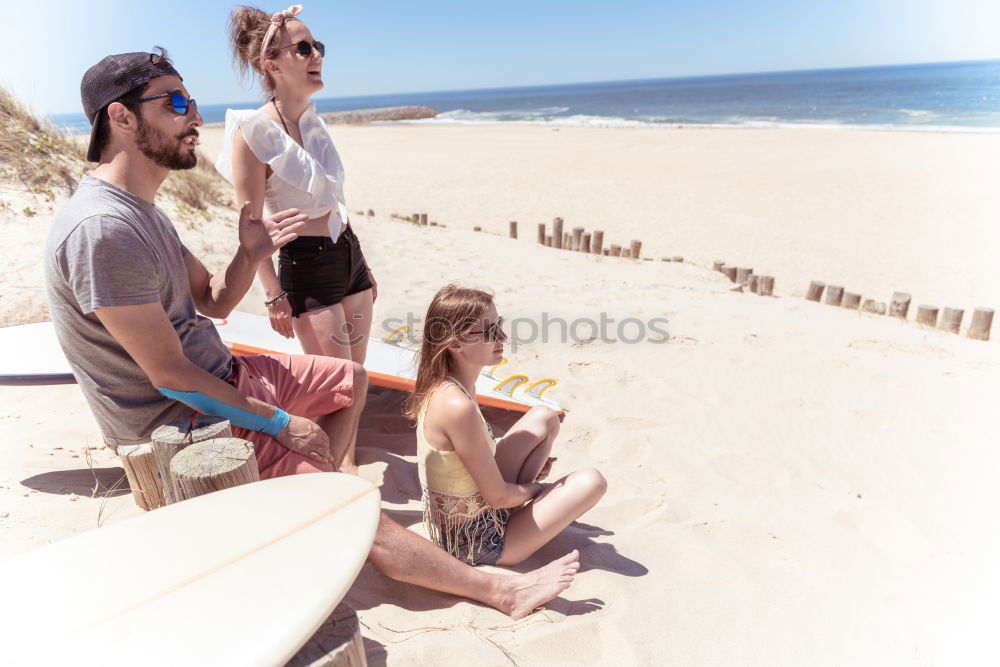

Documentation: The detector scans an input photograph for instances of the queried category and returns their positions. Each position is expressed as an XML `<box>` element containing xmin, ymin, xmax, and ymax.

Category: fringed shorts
<box><xmin>442</xmin><ymin>508</ymin><xmax>512</xmax><ymax>566</ymax></box>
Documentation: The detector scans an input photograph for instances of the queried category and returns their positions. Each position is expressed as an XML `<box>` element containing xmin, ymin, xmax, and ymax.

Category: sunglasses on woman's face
<box><xmin>469</xmin><ymin>317</ymin><xmax>506</xmax><ymax>342</ymax></box>
<box><xmin>138</xmin><ymin>90</ymin><xmax>197</xmax><ymax>116</ymax></box>
<box><xmin>277</xmin><ymin>39</ymin><xmax>326</xmax><ymax>58</ymax></box>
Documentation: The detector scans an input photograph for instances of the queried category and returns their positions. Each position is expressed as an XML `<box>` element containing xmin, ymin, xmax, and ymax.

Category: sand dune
<box><xmin>2</xmin><ymin>124</ymin><xmax>998</xmax><ymax>665</ymax></box>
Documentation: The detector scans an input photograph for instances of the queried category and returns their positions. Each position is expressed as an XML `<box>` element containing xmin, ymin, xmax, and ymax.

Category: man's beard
<box><xmin>135</xmin><ymin>117</ymin><xmax>197</xmax><ymax>170</ymax></box>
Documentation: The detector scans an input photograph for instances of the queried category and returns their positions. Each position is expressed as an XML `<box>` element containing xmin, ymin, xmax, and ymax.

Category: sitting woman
<box><xmin>404</xmin><ymin>284</ymin><xmax>607</xmax><ymax>566</ymax></box>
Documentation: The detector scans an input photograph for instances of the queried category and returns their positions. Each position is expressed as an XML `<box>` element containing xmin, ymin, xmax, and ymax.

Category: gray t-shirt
<box><xmin>44</xmin><ymin>175</ymin><xmax>232</xmax><ymax>448</ymax></box>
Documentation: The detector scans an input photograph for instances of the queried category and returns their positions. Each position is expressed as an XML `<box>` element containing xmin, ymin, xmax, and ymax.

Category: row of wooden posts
<box><xmin>526</xmin><ymin>217</ymin><xmax>644</xmax><ymax>258</ymax></box>
<box><xmin>804</xmin><ymin>280</ymin><xmax>994</xmax><ymax>341</ymax></box>
<box><xmin>712</xmin><ymin>261</ymin><xmax>776</xmax><ymax>296</ymax></box>
<box><xmin>117</xmin><ymin>416</ymin><xmax>367</xmax><ymax>667</ymax></box>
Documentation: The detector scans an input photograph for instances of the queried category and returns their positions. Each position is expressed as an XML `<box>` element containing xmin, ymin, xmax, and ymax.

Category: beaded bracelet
<box><xmin>265</xmin><ymin>291</ymin><xmax>288</xmax><ymax>308</ymax></box>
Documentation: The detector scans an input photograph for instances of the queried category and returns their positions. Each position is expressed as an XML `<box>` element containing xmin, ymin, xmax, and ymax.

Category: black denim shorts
<box><xmin>278</xmin><ymin>225</ymin><xmax>373</xmax><ymax>317</ymax></box>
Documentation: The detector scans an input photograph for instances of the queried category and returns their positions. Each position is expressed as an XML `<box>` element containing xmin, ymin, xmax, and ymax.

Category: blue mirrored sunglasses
<box><xmin>138</xmin><ymin>90</ymin><xmax>197</xmax><ymax>116</ymax></box>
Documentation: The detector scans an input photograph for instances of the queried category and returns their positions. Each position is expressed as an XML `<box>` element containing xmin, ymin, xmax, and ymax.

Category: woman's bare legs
<box><xmin>293</xmin><ymin>303</ymin><xmax>353</xmax><ymax>359</ymax></box>
<box><xmin>369</xmin><ymin>513</ymin><xmax>581</xmax><ymax>619</ymax></box>
<box><xmin>496</xmin><ymin>468</ymin><xmax>607</xmax><ymax>566</ymax></box>
<box><xmin>494</xmin><ymin>406</ymin><xmax>560</xmax><ymax>484</ymax></box>
<box><xmin>338</xmin><ymin>288</ymin><xmax>374</xmax><ymax>365</ymax></box>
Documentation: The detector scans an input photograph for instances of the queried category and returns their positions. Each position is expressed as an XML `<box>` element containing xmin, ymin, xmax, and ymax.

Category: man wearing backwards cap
<box><xmin>43</xmin><ymin>48</ymin><xmax>579</xmax><ymax>619</ymax></box>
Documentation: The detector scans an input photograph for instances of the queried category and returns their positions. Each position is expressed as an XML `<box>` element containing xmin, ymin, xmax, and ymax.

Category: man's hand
<box><xmin>275</xmin><ymin>414</ymin><xmax>333</xmax><ymax>466</ymax></box>
<box><xmin>238</xmin><ymin>201</ymin><xmax>309</xmax><ymax>264</ymax></box>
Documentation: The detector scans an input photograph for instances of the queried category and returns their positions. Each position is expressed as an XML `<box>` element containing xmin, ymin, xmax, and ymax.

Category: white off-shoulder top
<box><xmin>215</xmin><ymin>104</ymin><xmax>349</xmax><ymax>238</ymax></box>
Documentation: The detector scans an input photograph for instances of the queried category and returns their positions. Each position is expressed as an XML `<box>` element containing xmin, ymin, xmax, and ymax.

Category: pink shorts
<box><xmin>227</xmin><ymin>354</ymin><xmax>354</xmax><ymax>479</ymax></box>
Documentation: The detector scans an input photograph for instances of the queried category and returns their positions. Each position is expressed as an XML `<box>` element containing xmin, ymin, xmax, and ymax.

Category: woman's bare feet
<box><xmin>496</xmin><ymin>550</ymin><xmax>581</xmax><ymax>619</ymax></box>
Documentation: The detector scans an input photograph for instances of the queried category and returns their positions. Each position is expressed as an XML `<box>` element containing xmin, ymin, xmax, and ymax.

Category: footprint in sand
<box><xmin>710</xmin><ymin>453</ymin><xmax>792</xmax><ymax>487</ymax></box>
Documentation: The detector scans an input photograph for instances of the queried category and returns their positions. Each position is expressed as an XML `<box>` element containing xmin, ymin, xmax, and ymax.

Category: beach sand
<box><xmin>2</xmin><ymin>124</ymin><xmax>999</xmax><ymax>665</ymax></box>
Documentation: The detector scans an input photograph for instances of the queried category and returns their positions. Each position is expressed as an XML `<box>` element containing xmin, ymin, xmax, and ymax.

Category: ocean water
<box><xmin>51</xmin><ymin>59</ymin><xmax>1000</xmax><ymax>134</ymax></box>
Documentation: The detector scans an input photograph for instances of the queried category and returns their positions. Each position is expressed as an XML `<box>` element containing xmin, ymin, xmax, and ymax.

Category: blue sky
<box><xmin>5</xmin><ymin>0</ymin><xmax>999</xmax><ymax>115</ymax></box>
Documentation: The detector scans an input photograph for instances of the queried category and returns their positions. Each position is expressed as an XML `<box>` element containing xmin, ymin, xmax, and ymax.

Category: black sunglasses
<box><xmin>468</xmin><ymin>317</ymin><xmax>506</xmax><ymax>342</ymax></box>
<box><xmin>276</xmin><ymin>39</ymin><xmax>326</xmax><ymax>58</ymax></box>
<box><xmin>138</xmin><ymin>90</ymin><xmax>197</xmax><ymax>116</ymax></box>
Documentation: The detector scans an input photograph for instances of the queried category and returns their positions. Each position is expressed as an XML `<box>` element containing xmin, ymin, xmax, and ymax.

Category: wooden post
<box><xmin>591</xmin><ymin>230</ymin><xmax>604</xmax><ymax>255</ymax></box>
<box><xmin>419</xmin><ymin>213</ymin><xmax>428</xmax><ymax>226</ymax></box>
<box><xmin>545</xmin><ymin>235</ymin><xmax>553</xmax><ymax>247</ymax></box>
<box><xmin>563</xmin><ymin>232</ymin><xmax>571</xmax><ymax>249</ymax></box>
<box><xmin>537</xmin><ymin>223</ymin><xmax>546</xmax><ymax>244</ymax></box>
<box><xmin>610</xmin><ymin>244</ymin><xmax>621</xmax><ymax>257</ymax></box>
<box><xmin>118</xmin><ymin>443</ymin><xmax>165</xmax><ymax>511</ymax></box>
<box><xmin>473</xmin><ymin>226</ymin><xmax>482</xmax><ymax>232</ymax></box>
<box><xmin>806</xmin><ymin>281</ymin><xmax>825</xmax><ymax>302</ymax></box>
<box><xmin>888</xmin><ymin>292</ymin><xmax>911</xmax><ymax>319</ymax></box>
<box><xmin>152</xmin><ymin>416</ymin><xmax>232</xmax><ymax>505</ymax></box>
<box><xmin>723</xmin><ymin>266</ymin><xmax>737</xmax><ymax>282</ymax></box>
<box><xmin>630</xmin><ymin>240</ymin><xmax>642</xmax><ymax>260</ymax></box>
<box><xmin>825</xmin><ymin>285</ymin><xmax>844</xmax><ymax>306</ymax></box>
<box><xmin>552</xmin><ymin>217</ymin><xmax>564</xmax><ymax>249</ymax></box>
<box><xmin>581</xmin><ymin>232</ymin><xmax>591</xmax><ymax>252</ymax></box>
<box><xmin>287</xmin><ymin>603</ymin><xmax>367</xmax><ymax>667</ymax></box>
<box><xmin>713</xmin><ymin>261</ymin><xmax>725</xmax><ymax>272</ymax></box>
<box><xmin>916</xmin><ymin>305</ymin><xmax>939</xmax><ymax>327</ymax></box>
<box><xmin>602</xmin><ymin>248</ymin><xmax>609</xmax><ymax>256</ymax></box>
<box><xmin>429</xmin><ymin>222</ymin><xmax>438</xmax><ymax>226</ymax></box>
<box><xmin>759</xmin><ymin>275</ymin><xmax>775</xmax><ymax>296</ymax></box>
<box><xmin>411</xmin><ymin>213</ymin><xmax>420</xmax><ymax>224</ymax></box>
<box><xmin>169</xmin><ymin>438</ymin><xmax>260</xmax><ymax>502</ymax></box>
<box><xmin>939</xmin><ymin>307</ymin><xmax>963</xmax><ymax>333</ymax></box>
<box><xmin>672</xmin><ymin>256</ymin><xmax>684</xmax><ymax>263</ymax></box>
<box><xmin>841</xmin><ymin>292</ymin><xmax>862</xmax><ymax>309</ymax></box>
<box><xmin>365</xmin><ymin>209</ymin><xmax>373</xmax><ymax>220</ymax></box>
<box><xmin>735</xmin><ymin>267</ymin><xmax>753</xmax><ymax>286</ymax></box>
<box><xmin>509</xmin><ymin>221</ymin><xmax>517</xmax><ymax>239</ymax></box>
<box><xmin>748</xmin><ymin>275</ymin><xmax>760</xmax><ymax>293</ymax></box>
<box><xmin>571</xmin><ymin>226</ymin><xmax>584</xmax><ymax>252</ymax></box>
<box><xmin>968</xmin><ymin>307</ymin><xmax>994</xmax><ymax>341</ymax></box>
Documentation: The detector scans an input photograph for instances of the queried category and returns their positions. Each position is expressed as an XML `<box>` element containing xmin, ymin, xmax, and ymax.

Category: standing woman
<box><xmin>217</xmin><ymin>4</ymin><xmax>376</xmax><ymax>372</ymax></box>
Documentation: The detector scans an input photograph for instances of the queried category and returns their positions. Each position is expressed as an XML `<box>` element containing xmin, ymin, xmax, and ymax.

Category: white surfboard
<box><xmin>0</xmin><ymin>473</ymin><xmax>380</xmax><ymax>666</ymax></box>
<box><xmin>0</xmin><ymin>313</ymin><xmax>563</xmax><ymax>415</ymax></box>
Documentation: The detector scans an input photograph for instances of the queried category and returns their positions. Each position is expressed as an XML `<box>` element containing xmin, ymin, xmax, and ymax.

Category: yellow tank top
<box><xmin>416</xmin><ymin>377</ymin><xmax>507</xmax><ymax>557</ymax></box>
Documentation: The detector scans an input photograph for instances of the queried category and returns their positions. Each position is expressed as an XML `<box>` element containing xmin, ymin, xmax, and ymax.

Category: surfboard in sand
<box><xmin>0</xmin><ymin>473</ymin><xmax>380</xmax><ymax>665</ymax></box>
<box><xmin>0</xmin><ymin>311</ymin><xmax>562</xmax><ymax>414</ymax></box>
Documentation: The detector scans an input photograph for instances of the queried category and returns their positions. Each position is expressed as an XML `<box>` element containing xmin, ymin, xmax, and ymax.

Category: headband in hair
<box><xmin>260</xmin><ymin>4</ymin><xmax>303</xmax><ymax>67</ymax></box>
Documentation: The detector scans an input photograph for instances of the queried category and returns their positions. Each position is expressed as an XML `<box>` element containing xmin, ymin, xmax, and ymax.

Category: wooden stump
<box><xmin>563</xmin><ymin>232</ymin><xmax>571</xmax><ymax>249</ymax></box>
<box><xmin>429</xmin><ymin>222</ymin><xmax>437</xmax><ymax>227</ymax></box>
<box><xmin>735</xmin><ymin>267</ymin><xmax>753</xmax><ymax>286</ymax></box>
<box><xmin>841</xmin><ymin>292</ymin><xmax>862</xmax><ymax>309</ymax></box>
<box><xmin>152</xmin><ymin>416</ymin><xmax>232</xmax><ymax>505</ymax></box>
<box><xmin>630</xmin><ymin>240</ymin><xmax>642</xmax><ymax>260</ymax></box>
<box><xmin>118</xmin><ymin>443</ymin><xmax>165</xmax><ymax>511</ymax></box>
<box><xmin>622</xmin><ymin>248</ymin><xmax>631</xmax><ymax>258</ymax></box>
<box><xmin>169</xmin><ymin>438</ymin><xmax>260</xmax><ymax>502</ymax></box>
<box><xmin>286</xmin><ymin>603</ymin><xmax>366</xmax><ymax>667</ymax></box>
<box><xmin>602</xmin><ymin>248</ymin><xmax>609</xmax><ymax>256</ymax></box>
<box><xmin>888</xmin><ymin>292</ymin><xmax>911</xmax><ymax>319</ymax></box>
<box><xmin>545</xmin><ymin>235</ymin><xmax>553</xmax><ymax>247</ymax></box>
<box><xmin>411</xmin><ymin>213</ymin><xmax>419</xmax><ymax>224</ymax></box>
<box><xmin>572</xmin><ymin>226</ymin><xmax>585</xmax><ymax>252</ymax></box>
<box><xmin>672</xmin><ymin>256</ymin><xmax>684</xmax><ymax>263</ymax></box>
<box><xmin>825</xmin><ymin>285</ymin><xmax>844</xmax><ymax>306</ymax></box>
<box><xmin>365</xmin><ymin>209</ymin><xmax>373</xmax><ymax>219</ymax></box>
<box><xmin>591</xmin><ymin>230</ymin><xmax>604</xmax><ymax>255</ymax></box>
<box><xmin>748</xmin><ymin>275</ymin><xmax>760</xmax><ymax>294</ymax></box>
<box><xmin>916</xmin><ymin>305</ymin><xmax>939</xmax><ymax>327</ymax></box>
<box><xmin>722</xmin><ymin>266</ymin><xmax>737</xmax><ymax>282</ymax></box>
<box><xmin>968</xmin><ymin>307</ymin><xmax>994</xmax><ymax>341</ymax></box>
<box><xmin>419</xmin><ymin>213</ymin><xmax>428</xmax><ymax>226</ymax></box>
<box><xmin>581</xmin><ymin>232</ymin><xmax>591</xmax><ymax>253</ymax></box>
<box><xmin>806</xmin><ymin>281</ymin><xmax>826</xmax><ymax>302</ymax></box>
<box><xmin>509</xmin><ymin>221</ymin><xmax>517</xmax><ymax>239</ymax></box>
<box><xmin>473</xmin><ymin>226</ymin><xmax>482</xmax><ymax>232</ymax></box>
<box><xmin>552</xmin><ymin>217</ymin><xmax>564</xmax><ymax>249</ymax></box>
<box><xmin>610</xmin><ymin>244</ymin><xmax>621</xmax><ymax>257</ymax></box>
<box><xmin>759</xmin><ymin>275</ymin><xmax>775</xmax><ymax>297</ymax></box>
<box><xmin>712</xmin><ymin>261</ymin><xmax>725</xmax><ymax>272</ymax></box>
<box><xmin>939</xmin><ymin>307</ymin><xmax>964</xmax><ymax>334</ymax></box>
<box><xmin>537</xmin><ymin>223</ymin><xmax>546</xmax><ymax>244</ymax></box>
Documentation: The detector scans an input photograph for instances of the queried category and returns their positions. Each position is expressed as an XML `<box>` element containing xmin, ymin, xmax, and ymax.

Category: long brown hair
<box><xmin>228</xmin><ymin>5</ymin><xmax>298</xmax><ymax>93</ymax></box>
<box><xmin>403</xmin><ymin>284</ymin><xmax>495</xmax><ymax>421</ymax></box>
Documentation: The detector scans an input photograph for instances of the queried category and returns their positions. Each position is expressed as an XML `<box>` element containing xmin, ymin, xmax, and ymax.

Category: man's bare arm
<box><xmin>185</xmin><ymin>202</ymin><xmax>307</xmax><ymax>318</ymax></box>
<box><xmin>94</xmin><ymin>301</ymin><xmax>331</xmax><ymax>463</ymax></box>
